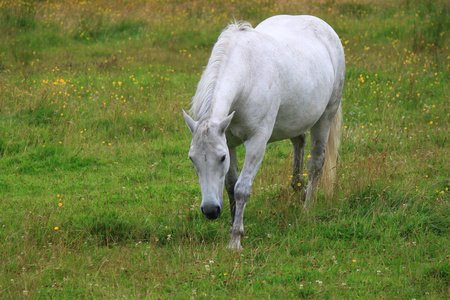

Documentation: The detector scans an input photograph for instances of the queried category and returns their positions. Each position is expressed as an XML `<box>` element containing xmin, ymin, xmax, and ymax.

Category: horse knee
<box><xmin>225</xmin><ymin>179</ymin><xmax>236</xmax><ymax>195</ymax></box>
<box><xmin>291</xmin><ymin>174</ymin><xmax>305</xmax><ymax>191</ymax></box>
<box><xmin>307</xmin><ymin>152</ymin><xmax>325</xmax><ymax>176</ymax></box>
<box><xmin>234</xmin><ymin>181</ymin><xmax>251</xmax><ymax>203</ymax></box>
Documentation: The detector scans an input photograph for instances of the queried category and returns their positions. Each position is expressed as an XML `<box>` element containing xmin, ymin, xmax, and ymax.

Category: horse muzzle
<box><xmin>201</xmin><ymin>204</ymin><xmax>222</xmax><ymax>220</ymax></box>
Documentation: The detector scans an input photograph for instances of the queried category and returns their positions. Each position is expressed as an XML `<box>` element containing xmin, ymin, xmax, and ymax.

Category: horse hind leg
<box><xmin>304</xmin><ymin>116</ymin><xmax>332</xmax><ymax>208</ymax></box>
<box><xmin>290</xmin><ymin>133</ymin><xmax>306</xmax><ymax>192</ymax></box>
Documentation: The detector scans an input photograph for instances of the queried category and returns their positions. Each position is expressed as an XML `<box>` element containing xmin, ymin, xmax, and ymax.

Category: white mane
<box><xmin>189</xmin><ymin>21</ymin><xmax>253</xmax><ymax>120</ymax></box>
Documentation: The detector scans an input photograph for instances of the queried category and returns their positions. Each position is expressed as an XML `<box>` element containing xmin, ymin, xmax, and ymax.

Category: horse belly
<box><xmin>269</xmin><ymin>101</ymin><xmax>325</xmax><ymax>142</ymax></box>
<box><xmin>269</xmin><ymin>71</ymin><xmax>333</xmax><ymax>143</ymax></box>
<box><xmin>264</xmin><ymin>42</ymin><xmax>335</xmax><ymax>141</ymax></box>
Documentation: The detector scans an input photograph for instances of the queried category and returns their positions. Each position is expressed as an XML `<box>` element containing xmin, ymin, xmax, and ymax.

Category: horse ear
<box><xmin>182</xmin><ymin>110</ymin><xmax>197</xmax><ymax>135</ymax></box>
<box><xmin>219</xmin><ymin>111</ymin><xmax>235</xmax><ymax>134</ymax></box>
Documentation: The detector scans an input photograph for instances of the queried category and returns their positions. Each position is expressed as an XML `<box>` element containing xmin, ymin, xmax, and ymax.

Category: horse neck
<box><xmin>191</xmin><ymin>26</ymin><xmax>249</xmax><ymax>123</ymax></box>
<box><xmin>209</xmin><ymin>93</ymin><xmax>234</xmax><ymax>120</ymax></box>
<box><xmin>194</xmin><ymin>64</ymin><xmax>241</xmax><ymax>124</ymax></box>
<box><xmin>197</xmin><ymin>94</ymin><xmax>233</xmax><ymax>126</ymax></box>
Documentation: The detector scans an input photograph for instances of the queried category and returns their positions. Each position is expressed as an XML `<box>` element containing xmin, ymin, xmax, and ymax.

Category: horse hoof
<box><xmin>226</xmin><ymin>242</ymin><xmax>243</xmax><ymax>251</ymax></box>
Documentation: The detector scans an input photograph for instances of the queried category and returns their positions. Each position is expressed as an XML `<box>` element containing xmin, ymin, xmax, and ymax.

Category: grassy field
<box><xmin>0</xmin><ymin>0</ymin><xmax>448</xmax><ymax>298</ymax></box>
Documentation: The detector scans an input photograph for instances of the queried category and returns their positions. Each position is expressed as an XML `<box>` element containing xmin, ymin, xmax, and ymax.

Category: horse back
<box><xmin>227</xmin><ymin>15</ymin><xmax>345</xmax><ymax>143</ymax></box>
<box><xmin>255</xmin><ymin>15</ymin><xmax>344</xmax><ymax>75</ymax></box>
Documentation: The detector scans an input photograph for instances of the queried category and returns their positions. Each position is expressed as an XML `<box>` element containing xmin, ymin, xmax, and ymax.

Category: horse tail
<box><xmin>321</xmin><ymin>104</ymin><xmax>342</xmax><ymax>199</ymax></box>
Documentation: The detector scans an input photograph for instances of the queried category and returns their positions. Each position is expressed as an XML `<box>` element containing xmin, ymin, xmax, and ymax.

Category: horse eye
<box><xmin>220</xmin><ymin>155</ymin><xmax>226</xmax><ymax>163</ymax></box>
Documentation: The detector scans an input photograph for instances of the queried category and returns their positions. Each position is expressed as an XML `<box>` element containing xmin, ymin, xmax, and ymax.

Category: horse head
<box><xmin>183</xmin><ymin>110</ymin><xmax>234</xmax><ymax>219</ymax></box>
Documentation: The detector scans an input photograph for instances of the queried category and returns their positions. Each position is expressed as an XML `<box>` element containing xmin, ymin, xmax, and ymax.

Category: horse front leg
<box><xmin>227</xmin><ymin>136</ymin><xmax>267</xmax><ymax>251</ymax></box>
<box><xmin>225</xmin><ymin>148</ymin><xmax>238</xmax><ymax>225</ymax></box>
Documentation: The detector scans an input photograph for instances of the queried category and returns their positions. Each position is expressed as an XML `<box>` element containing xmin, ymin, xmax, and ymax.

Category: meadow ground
<box><xmin>0</xmin><ymin>0</ymin><xmax>448</xmax><ymax>298</ymax></box>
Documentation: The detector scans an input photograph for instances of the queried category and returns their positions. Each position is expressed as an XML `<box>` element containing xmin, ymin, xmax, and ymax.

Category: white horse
<box><xmin>183</xmin><ymin>15</ymin><xmax>345</xmax><ymax>250</ymax></box>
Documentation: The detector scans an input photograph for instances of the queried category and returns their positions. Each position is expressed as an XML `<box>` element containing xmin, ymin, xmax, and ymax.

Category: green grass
<box><xmin>0</xmin><ymin>0</ymin><xmax>449</xmax><ymax>298</ymax></box>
